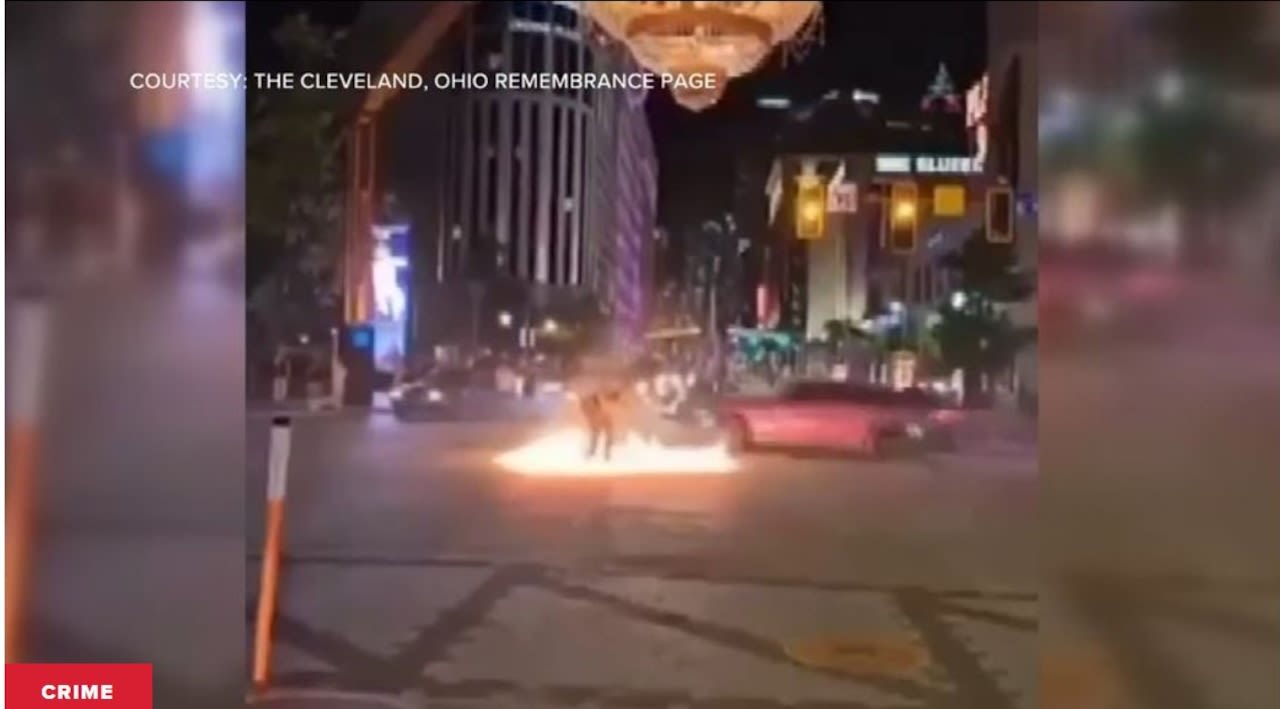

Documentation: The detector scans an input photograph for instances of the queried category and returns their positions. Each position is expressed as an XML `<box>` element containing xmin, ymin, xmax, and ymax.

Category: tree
<box><xmin>941</xmin><ymin>227</ymin><xmax>1035</xmax><ymax>302</ymax></box>
<box><xmin>822</xmin><ymin>318</ymin><xmax>874</xmax><ymax>360</ymax></box>
<box><xmin>246</xmin><ymin>13</ymin><xmax>348</xmax><ymax>345</ymax></box>
<box><xmin>537</xmin><ymin>292</ymin><xmax>613</xmax><ymax>359</ymax></box>
<box><xmin>929</xmin><ymin>298</ymin><xmax>1025</xmax><ymax>404</ymax></box>
<box><xmin>821</xmin><ymin>319</ymin><xmax>846</xmax><ymax>354</ymax></box>
<box><xmin>1132</xmin><ymin>3</ymin><xmax>1280</xmax><ymax>266</ymax></box>
<box><xmin>1125</xmin><ymin>85</ymin><xmax>1274</xmax><ymax>266</ymax></box>
<box><xmin>684</xmin><ymin>216</ymin><xmax>745</xmax><ymax>333</ymax></box>
<box><xmin>1148</xmin><ymin>2</ymin><xmax>1280</xmax><ymax>89</ymax></box>
<box><xmin>933</xmin><ymin>228</ymin><xmax>1035</xmax><ymax>403</ymax></box>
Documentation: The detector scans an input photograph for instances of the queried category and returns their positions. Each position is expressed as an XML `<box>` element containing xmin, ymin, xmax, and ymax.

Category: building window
<box><xmin>509</xmin><ymin>31</ymin><xmax>529</xmax><ymax>73</ymax></box>
<box><xmin>527</xmin><ymin>106</ymin><xmax>541</xmax><ymax>278</ymax></box>
<box><xmin>553</xmin><ymin>37</ymin><xmax>577</xmax><ymax>91</ymax></box>
<box><xmin>549</xmin><ymin>106</ymin><xmax>563</xmax><ymax>283</ymax></box>
<box><xmin>529</xmin><ymin>32</ymin><xmax>547</xmax><ymax>71</ymax></box>
<box><xmin>551</xmin><ymin>3</ymin><xmax>577</xmax><ymax>30</ymax></box>
<box><xmin>508</xmin><ymin>157</ymin><xmax>522</xmax><ymax>276</ymax></box>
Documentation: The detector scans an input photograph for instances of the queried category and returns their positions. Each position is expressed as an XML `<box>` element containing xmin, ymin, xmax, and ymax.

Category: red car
<box><xmin>718</xmin><ymin>381</ymin><xmax>964</xmax><ymax>456</ymax></box>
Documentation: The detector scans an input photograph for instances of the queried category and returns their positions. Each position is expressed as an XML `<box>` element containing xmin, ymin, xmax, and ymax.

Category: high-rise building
<box><xmin>375</xmin><ymin>1</ymin><xmax>655</xmax><ymax>350</ymax></box>
<box><xmin>436</xmin><ymin>1</ymin><xmax>622</xmax><ymax>295</ymax></box>
<box><xmin>605</xmin><ymin>58</ymin><xmax>659</xmax><ymax>346</ymax></box>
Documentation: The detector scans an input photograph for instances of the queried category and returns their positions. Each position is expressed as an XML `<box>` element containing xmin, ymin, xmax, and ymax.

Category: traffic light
<box><xmin>795</xmin><ymin>176</ymin><xmax>826</xmax><ymax>240</ymax></box>
<box><xmin>886</xmin><ymin>182</ymin><xmax>918</xmax><ymax>254</ymax></box>
<box><xmin>986</xmin><ymin>186</ymin><xmax>1014</xmax><ymax>243</ymax></box>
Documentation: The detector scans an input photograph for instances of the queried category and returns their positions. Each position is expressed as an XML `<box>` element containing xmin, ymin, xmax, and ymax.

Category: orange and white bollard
<box><xmin>6</xmin><ymin>291</ymin><xmax>50</xmax><ymax>661</ymax></box>
<box><xmin>252</xmin><ymin>416</ymin><xmax>292</xmax><ymax>690</ymax></box>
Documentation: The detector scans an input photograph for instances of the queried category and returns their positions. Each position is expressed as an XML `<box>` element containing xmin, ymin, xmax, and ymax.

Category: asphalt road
<box><xmin>245</xmin><ymin>413</ymin><xmax>1038</xmax><ymax>590</ymax></box>
<box><xmin>246</xmin><ymin>412</ymin><xmax>1043</xmax><ymax>708</ymax></box>
<box><xmin>244</xmin><ymin>402</ymin><xmax>1280</xmax><ymax>709</ymax></box>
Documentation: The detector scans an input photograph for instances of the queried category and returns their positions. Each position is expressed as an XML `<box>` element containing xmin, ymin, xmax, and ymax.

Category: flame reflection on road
<box><xmin>494</xmin><ymin>428</ymin><xmax>740</xmax><ymax>477</ymax></box>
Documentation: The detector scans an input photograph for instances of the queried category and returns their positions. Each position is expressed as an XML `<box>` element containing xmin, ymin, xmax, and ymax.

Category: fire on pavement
<box><xmin>493</xmin><ymin>428</ymin><xmax>739</xmax><ymax>478</ymax></box>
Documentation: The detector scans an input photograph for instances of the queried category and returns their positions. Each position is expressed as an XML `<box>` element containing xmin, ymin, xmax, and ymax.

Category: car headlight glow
<box><xmin>426</xmin><ymin>388</ymin><xmax>444</xmax><ymax>402</ymax></box>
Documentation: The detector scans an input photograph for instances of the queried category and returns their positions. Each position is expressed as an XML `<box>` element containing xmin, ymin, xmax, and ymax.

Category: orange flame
<box><xmin>494</xmin><ymin>428</ymin><xmax>740</xmax><ymax>478</ymax></box>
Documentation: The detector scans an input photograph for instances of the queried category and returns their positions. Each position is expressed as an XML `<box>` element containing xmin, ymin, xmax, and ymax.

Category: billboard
<box><xmin>371</xmin><ymin>224</ymin><xmax>411</xmax><ymax>372</ymax></box>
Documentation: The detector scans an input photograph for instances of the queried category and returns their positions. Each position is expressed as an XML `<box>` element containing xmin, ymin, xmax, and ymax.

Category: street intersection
<box><xmin>244</xmin><ymin>413</ymin><xmax>1277</xmax><ymax>709</ymax></box>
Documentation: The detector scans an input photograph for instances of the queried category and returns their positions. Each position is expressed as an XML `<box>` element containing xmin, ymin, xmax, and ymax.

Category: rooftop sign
<box><xmin>875</xmin><ymin>154</ymin><xmax>984</xmax><ymax>175</ymax></box>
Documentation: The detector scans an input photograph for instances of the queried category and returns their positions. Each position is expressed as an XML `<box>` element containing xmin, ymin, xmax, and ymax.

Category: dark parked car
<box><xmin>389</xmin><ymin>369</ymin><xmax>474</xmax><ymax>420</ymax></box>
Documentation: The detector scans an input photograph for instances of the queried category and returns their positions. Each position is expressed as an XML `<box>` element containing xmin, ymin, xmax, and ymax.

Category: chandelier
<box><xmin>583</xmin><ymin>2</ymin><xmax>822</xmax><ymax>111</ymax></box>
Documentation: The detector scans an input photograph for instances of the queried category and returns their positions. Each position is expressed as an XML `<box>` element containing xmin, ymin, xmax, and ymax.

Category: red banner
<box><xmin>5</xmin><ymin>664</ymin><xmax>152</xmax><ymax>709</ymax></box>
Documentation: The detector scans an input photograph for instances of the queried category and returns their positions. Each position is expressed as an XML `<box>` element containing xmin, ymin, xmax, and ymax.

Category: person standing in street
<box><xmin>581</xmin><ymin>388</ymin><xmax>615</xmax><ymax>461</ymax></box>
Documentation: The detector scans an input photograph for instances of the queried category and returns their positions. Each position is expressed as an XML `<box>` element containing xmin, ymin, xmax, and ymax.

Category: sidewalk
<box><xmin>248</xmin><ymin>397</ymin><xmax>347</xmax><ymax>417</ymax></box>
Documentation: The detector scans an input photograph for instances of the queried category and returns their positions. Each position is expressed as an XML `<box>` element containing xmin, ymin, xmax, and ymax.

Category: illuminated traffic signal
<box><xmin>986</xmin><ymin>186</ymin><xmax>1014</xmax><ymax>243</ymax></box>
<box><xmin>886</xmin><ymin>182</ymin><xmax>918</xmax><ymax>254</ymax></box>
<box><xmin>795</xmin><ymin>176</ymin><xmax>826</xmax><ymax>240</ymax></box>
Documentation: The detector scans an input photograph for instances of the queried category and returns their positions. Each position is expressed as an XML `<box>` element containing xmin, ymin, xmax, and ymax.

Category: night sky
<box><xmin>248</xmin><ymin>1</ymin><xmax>986</xmax><ymax>227</ymax></box>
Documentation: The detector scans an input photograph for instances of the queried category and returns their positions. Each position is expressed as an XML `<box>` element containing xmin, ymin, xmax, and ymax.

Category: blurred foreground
<box><xmin>1038</xmin><ymin>3</ymin><xmax>1280</xmax><ymax>708</ymax></box>
<box><xmin>6</xmin><ymin>2</ymin><xmax>245</xmax><ymax>706</ymax></box>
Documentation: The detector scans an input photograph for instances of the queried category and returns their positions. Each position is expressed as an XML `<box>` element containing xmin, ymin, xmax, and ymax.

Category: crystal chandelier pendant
<box><xmin>583</xmin><ymin>1</ymin><xmax>823</xmax><ymax>111</ymax></box>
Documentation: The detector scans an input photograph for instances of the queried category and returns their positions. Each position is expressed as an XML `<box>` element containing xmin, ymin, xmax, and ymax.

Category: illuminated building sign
<box><xmin>826</xmin><ymin>161</ymin><xmax>858</xmax><ymax>213</ymax></box>
<box><xmin>875</xmin><ymin>154</ymin><xmax>984</xmax><ymax>175</ymax></box>
<box><xmin>966</xmin><ymin>74</ymin><xmax>989</xmax><ymax>129</ymax></box>
<box><xmin>370</xmin><ymin>224</ymin><xmax>410</xmax><ymax>373</ymax></box>
<box><xmin>965</xmin><ymin>74</ymin><xmax>989</xmax><ymax>166</ymax></box>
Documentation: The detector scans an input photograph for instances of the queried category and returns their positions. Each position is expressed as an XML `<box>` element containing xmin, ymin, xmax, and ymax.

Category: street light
<box><xmin>498</xmin><ymin>311</ymin><xmax>514</xmax><ymax>328</ymax></box>
<box><xmin>951</xmin><ymin>291</ymin><xmax>968</xmax><ymax>310</ymax></box>
<box><xmin>543</xmin><ymin>318</ymin><xmax>559</xmax><ymax>334</ymax></box>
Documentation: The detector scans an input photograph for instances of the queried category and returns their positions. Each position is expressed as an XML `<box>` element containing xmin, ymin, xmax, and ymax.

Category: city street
<box><xmin>247</xmin><ymin>411</ymin><xmax>1040</xmax><ymax>708</ymax></box>
<box><xmin>246</xmin><ymin>410</ymin><xmax>1038</xmax><ymax>585</ymax></box>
